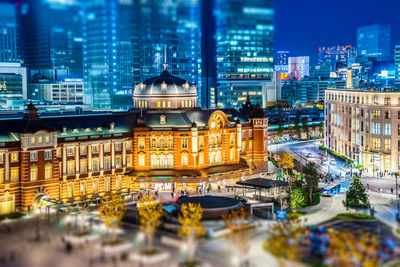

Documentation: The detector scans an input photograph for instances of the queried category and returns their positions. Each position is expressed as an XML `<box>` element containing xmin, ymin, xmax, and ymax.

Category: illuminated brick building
<box><xmin>0</xmin><ymin>68</ymin><xmax>268</xmax><ymax>214</ymax></box>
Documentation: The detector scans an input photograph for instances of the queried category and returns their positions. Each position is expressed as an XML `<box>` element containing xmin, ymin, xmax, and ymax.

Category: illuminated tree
<box><xmin>294</xmin><ymin>120</ymin><xmax>301</xmax><ymax>139</ymax></box>
<box><xmin>264</xmin><ymin>217</ymin><xmax>305</xmax><ymax>264</ymax></box>
<box><xmin>137</xmin><ymin>195</ymin><xmax>163</xmax><ymax>252</ymax></box>
<box><xmin>178</xmin><ymin>203</ymin><xmax>205</xmax><ymax>263</ymax></box>
<box><xmin>276</xmin><ymin>122</ymin><xmax>284</xmax><ymax>139</ymax></box>
<box><xmin>290</xmin><ymin>187</ymin><xmax>305</xmax><ymax>211</ymax></box>
<box><xmin>301</xmin><ymin>117</ymin><xmax>309</xmax><ymax>139</ymax></box>
<box><xmin>288</xmin><ymin>125</ymin><xmax>294</xmax><ymax>139</ymax></box>
<box><xmin>343</xmin><ymin>176</ymin><xmax>370</xmax><ymax>213</ymax></box>
<box><xmin>223</xmin><ymin>208</ymin><xmax>252</xmax><ymax>266</ymax></box>
<box><xmin>98</xmin><ymin>193</ymin><xmax>127</xmax><ymax>242</ymax></box>
<box><xmin>280</xmin><ymin>152</ymin><xmax>294</xmax><ymax>170</ymax></box>
<box><xmin>303</xmin><ymin>162</ymin><xmax>319</xmax><ymax>205</ymax></box>
<box><xmin>326</xmin><ymin>230</ymin><xmax>378</xmax><ymax>267</ymax></box>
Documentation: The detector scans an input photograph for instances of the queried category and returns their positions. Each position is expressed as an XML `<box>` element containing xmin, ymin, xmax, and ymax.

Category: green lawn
<box><xmin>334</xmin><ymin>213</ymin><xmax>375</xmax><ymax>220</ymax></box>
<box><xmin>287</xmin><ymin>211</ymin><xmax>306</xmax><ymax>219</ymax></box>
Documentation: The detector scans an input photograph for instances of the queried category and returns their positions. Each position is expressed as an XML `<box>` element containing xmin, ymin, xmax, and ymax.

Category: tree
<box><xmin>137</xmin><ymin>195</ymin><xmax>163</xmax><ymax>252</ymax></box>
<box><xmin>290</xmin><ymin>188</ymin><xmax>305</xmax><ymax>211</ymax></box>
<box><xmin>318</xmin><ymin>122</ymin><xmax>324</xmax><ymax>136</ymax></box>
<box><xmin>288</xmin><ymin>125</ymin><xmax>294</xmax><ymax>139</ymax></box>
<box><xmin>294</xmin><ymin>120</ymin><xmax>301</xmax><ymax>139</ymax></box>
<box><xmin>303</xmin><ymin>162</ymin><xmax>319</xmax><ymax>205</ymax></box>
<box><xmin>98</xmin><ymin>193</ymin><xmax>127</xmax><ymax>243</ymax></box>
<box><xmin>276</xmin><ymin>122</ymin><xmax>284</xmax><ymax>139</ymax></box>
<box><xmin>326</xmin><ymin>231</ymin><xmax>378</xmax><ymax>266</ymax></box>
<box><xmin>301</xmin><ymin>117</ymin><xmax>310</xmax><ymax>139</ymax></box>
<box><xmin>223</xmin><ymin>208</ymin><xmax>252</xmax><ymax>266</ymax></box>
<box><xmin>178</xmin><ymin>203</ymin><xmax>205</xmax><ymax>264</ymax></box>
<box><xmin>264</xmin><ymin>216</ymin><xmax>305</xmax><ymax>263</ymax></box>
<box><xmin>280</xmin><ymin>152</ymin><xmax>294</xmax><ymax>170</ymax></box>
<box><xmin>343</xmin><ymin>176</ymin><xmax>370</xmax><ymax>213</ymax></box>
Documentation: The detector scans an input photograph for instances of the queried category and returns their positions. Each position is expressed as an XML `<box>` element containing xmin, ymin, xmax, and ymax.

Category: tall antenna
<box><xmin>163</xmin><ymin>45</ymin><xmax>168</xmax><ymax>71</ymax></box>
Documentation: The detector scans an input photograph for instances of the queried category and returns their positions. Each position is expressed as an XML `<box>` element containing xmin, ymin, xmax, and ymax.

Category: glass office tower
<box><xmin>214</xmin><ymin>0</ymin><xmax>274</xmax><ymax>108</ymax></box>
<box><xmin>83</xmin><ymin>0</ymin><xmax>201</xmax><ymax>109</ymax></box>
<box><xmin>357</xmin><ymin>24</ymin><xmax>391</xmax><ymax>60</ymax></box>
<box><xmin>0</xmin><ymin>2</ymin><xmax>19</xmax><ymax>63</ymax></box>
<box><xmin>19</xmin><ymin>0</ymin><xmax>83</xmax><ymax>77</ymax></box>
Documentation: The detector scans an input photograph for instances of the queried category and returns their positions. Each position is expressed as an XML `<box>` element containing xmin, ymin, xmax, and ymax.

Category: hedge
<box><xmin>319</xmin><ymin>145</ymin><xmax>354</xmax><ymax>164</ymax></box>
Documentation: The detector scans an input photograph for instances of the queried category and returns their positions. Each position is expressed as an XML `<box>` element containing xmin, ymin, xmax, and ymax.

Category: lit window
<box><xmin>38</xmin><ymin>137</ymin><xmax>43</xmax><ymax>143</ymax></box>
<box><xmin>45</xmin><ymin>164</ymin><xmax>52</xmax><ymax>179</ymax></box>
<box><xmin>384</xmin><ymin>124</ymin><xmax>391</xmax><ymax>135</ymax></box>
<box><xmin>181</xmin><ymin>137</ymin><xmax>188</xmax><ymax>148</ymax></box>
<box><xmin>30</xmin><ymin>151</ymin><xmax>38</xmax><ymax>162</ymax></box>
<box><xmin>126</xmin><ymin>141</ymin><xmax>132</xmax><ymax>150</ymax></box>
<box><xmin>80</xmin><ymin>159</ymin><xmax>87</xmax><ymax>173</ymax></box>
<box><xmin>0</xmin><ymin>153</ymin><xmax>3</xmax><ymax>164</ymax></box>
<box><xmin>45</xmin><ymin>136</ymin><xmax>50</xmax><ymax>143</ymax></box>
<box><xmin>230</xmin><ymin>149</ymin><xmax>235</xmax><ymax>161</ymax></box>
<box><xmin>56</xmin><ymin>148</ymin><xmax>61</xmax><ymax>157</ymax></box>
<box><xmin>199</xmin><ymin>151</ymin><xmax>204</xmax><ymax>165</ymax></box>
<box><xmin>80</xmin><ymin>146</ymin><xmax>87</xmax><ymax>155</ymax></box>
<box><xmin>31</xmin><ymin>137</ymin><xmax>35</xmax><ymax>144</ymax></box>
<box><xmin>385</xmin><ymin>139</ymin><xmax>391</xmax><ymax>151</ymax></box>
<box><xmin>67</xmin><ymin>160</ymin><xmax>75</xmax><ymax>175</ymax></box>
<box><xmin>138</xmin><ymin>137</ymin><xmax>145</xmax><ymax>149</ymax></box>
<box><xmin>115</xmin><ymin>143</ymin><xmax>122</xmax><ymax>151</ymax></box>
<box><xmin>10</xmin><ymin>167</ymin><xmax>19</xmax><ymax>182</ymax></box>
<box><xmin>104</xmin><ymin>143</ymin><xmax>110</xmax><ymax>153</ymax></box>
<box><xmin>127</xmin><ymin>154</ymin><xmax>132</xmax><ymax>167</ymax></box>
<box><xmin>0</xmin><ymin>168</ymin><xmax>4</xmax><ymax>183</ymax></box>
<box><xmin>92</xmin><ymin>145</ymin><xmax>99</xmax><ymax>154</ymax></box>
<box><xmin>92</xmin><ymin>158</ymin><xmax>99</xmax><ymax>172</ymax></box>
<box><xmin>30</xmin><ymin>166</ymin><xmax>38</xmax><ymax>181</ymax></box>
<box><xmin>181</xmin><ymin>152</ymin><xmax>188</xmax><ymax>166</ymax></box>
<box><xmin>104</xmin><ymin>157</ymin><xmax>111</xmax><ymax>170</ymax></box>
<box><xmin>67</xmin><ymin>147</ymin><xmax>74</xmax><ymax>156</ymax></box>
<box><xmin>138</xmin><ymin>153</ymin><xmax>145</xmax><ymax>166</ymax></box>
<box><xmin>199</xmin><ymin>136</ymin><xmax>204</xmax><ymax>148</ymax></box>
<box><xmin>372</xmin><ymin>138</ymin><xmax>380</xmax><ymax>150</ymax></box>
<box><xmin>68</xmin><ymin>183</ymin><xmax>74</xmax><ymax>198</ymax></box>
<box><xmin>249</xmin><ymin>140</ymin><xmax>253</xmax><ymax>151</ymax></box>
<box><xmin>230</xmin><ymin>132</ymin><xmax>235</xmax><ymax>145</ymax></box>
<box><xmin>115</xmin><ymin>156</ymin><xmax>122</xmax><ymax>169</ymax></box>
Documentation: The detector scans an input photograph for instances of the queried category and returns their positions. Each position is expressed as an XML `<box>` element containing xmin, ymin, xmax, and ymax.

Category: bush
<box><xmin>319</xmin><ymin>145</ymin><xmax>353</xmax><ymax>164</ymax></box>
<box><xmin>0</xmin><ymin>212</ymin><xmax>24</xmax><ymax>221</ymax></box>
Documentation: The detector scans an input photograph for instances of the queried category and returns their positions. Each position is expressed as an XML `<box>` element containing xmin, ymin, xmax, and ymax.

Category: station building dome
<box><xmin>133</xmin><ymin>67</ymin><xmax>198</xmax><ymax>109</ymax></box>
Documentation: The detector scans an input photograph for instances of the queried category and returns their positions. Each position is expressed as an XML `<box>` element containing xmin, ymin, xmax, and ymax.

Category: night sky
<box><xmin>274</xmin><ymin>0</ymin><xmax>400</xmax><ymax>63</ymax></box>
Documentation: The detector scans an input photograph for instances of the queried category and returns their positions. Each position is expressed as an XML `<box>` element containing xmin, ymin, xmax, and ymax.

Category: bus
<box><xmin>321</xmin><ymin>183</ymin><xmax>341</xmax><ymax>197</ymax></box>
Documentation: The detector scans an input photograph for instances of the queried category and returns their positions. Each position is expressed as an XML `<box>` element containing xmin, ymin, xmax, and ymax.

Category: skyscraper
<box><xmin>395</xmin><ymin>45</ymin><xmax>400</xmax><ymax>88</ymax></box>
<box><xmin>214</xmin><ymin>0</ymin><xmax>274</xmax><ymax>108</ymax></box>
<box><xmin>18</xmin><ymin>0</ymin><xmax>83</xmax><ymax>77</ymax></box>
<box><xmin>274</xmin><ymin>51</ymin><xmax>290</xmax><ymax>73</ymax></box>
<box><xmin>317</xmin><ymin>45</ymin><xmax>357</xmax><ymax>69</ymax></box>
<box><xmin>83</xmin><ymin>0</ymin><xmax>201</xmax><ymax>109</ymax></box>
<box><xmin>288</xmin><ymin>56</ymin><xmax>310</xmax><ymax>81</ymax></box>
<box><xmin>0</xmin><ymin>2</ymin><xmax>19</xmax><ymax>63</ymax></box>
<box><xmin>357</xmin><ymin>24</ymin><xmax>391</xmax><ymax>60</ymax></box>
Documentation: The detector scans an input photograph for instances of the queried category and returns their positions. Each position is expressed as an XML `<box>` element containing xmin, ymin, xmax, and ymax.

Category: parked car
<box><xmin>234</xmin><ymin>195</ymin><xmax>248</xmax><ymax>203</ymax></box>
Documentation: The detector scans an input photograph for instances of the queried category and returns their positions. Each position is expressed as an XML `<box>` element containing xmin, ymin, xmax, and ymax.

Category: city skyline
<box><xmin>275</xmin><ymin>0</ymin><xmax>400</xmax><ymax>63</ymax></box>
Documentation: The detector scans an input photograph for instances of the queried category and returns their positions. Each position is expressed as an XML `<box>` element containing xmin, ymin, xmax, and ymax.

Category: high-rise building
<box><xmin>0</xmin><ymin>2</ymin><xmax>19</xmax><ymax>62</ymax></box>
<box><xmin>357</xmin><ymin>24</ymin><xmax>391</xmax><ymax>60</ymax></box>
<box><xmin>317</xmin><ymin>45</ymin><xmax>357</xmax><ymax>70</ymax></box>
<box><xmin>395</xmin><ymin>45</ymin><xmax>400</xmax><ymax>87</ymax></box>
<box><xmin>274</xmin><ymin>51</ymin><xmax>290</xmax><ymax>73</ymax></box>
<box><xmin>18</xmin><ymin>0</ymin><xmax>83</xmax><ymax>77</ymax></box>
<box><xmin>214</xmin><ymin>0</ymin><xmax>274</xmax><ymax>108</ymax></box>
<box><xmin>0</xmin><ymin>62</ymin><xmax>27</xmax><ymax>99</ymax></box>
<box><xmin>83</xmin><ymin>0</ymin><xmax>201</xmax><ymax>109</ymax></box>
<box><xmin>288</xmin><ymin>56</ymin><xmax>309</xmax><ymax>80</ymax></box>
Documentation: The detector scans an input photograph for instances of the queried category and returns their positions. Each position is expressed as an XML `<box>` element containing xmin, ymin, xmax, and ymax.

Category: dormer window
<box><xmin>161</xmin><ymin>81</ymin><xmax>167</xmax><ymax>91</ymax></box>
<box><xmin>84</xmin><ymin>128</ymin><xmax>91</xmax><ymax>132</ymax></box>
<box><xmin>140</xmin><ymin>83</ymin><xmax>146</xmax><ymax>90</ymax></box>
<box><xmin>183</xmin><ymin>81</ymin><xmax>189</xmax><ymax>90</ymax></box>
<box><xmin>73</xmin><ymin>129</ymin><xmax>79</xmax><ymax>133</ymax></box>
<box><xmin>96</xmin><ymin>127</ymin><xmax>102</xmax><ymax>132</ymax></box>
<box><xmin>160</xmin><ymin>115</ymin><xmax>166</xmax><ymax>125</ymax></box>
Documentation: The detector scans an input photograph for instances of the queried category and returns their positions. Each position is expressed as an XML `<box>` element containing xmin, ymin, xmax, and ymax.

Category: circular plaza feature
<box><xmin>175</xmin><ymin>196</ymin><xmax>242</xmax><ymax>219</ymax></box>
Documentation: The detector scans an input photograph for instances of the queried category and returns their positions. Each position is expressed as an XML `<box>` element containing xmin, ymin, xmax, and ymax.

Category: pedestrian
<box><xmin>391</xmin><ymin>188</ymin><xmax>394</xmax><ymax>194</ymax></box>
